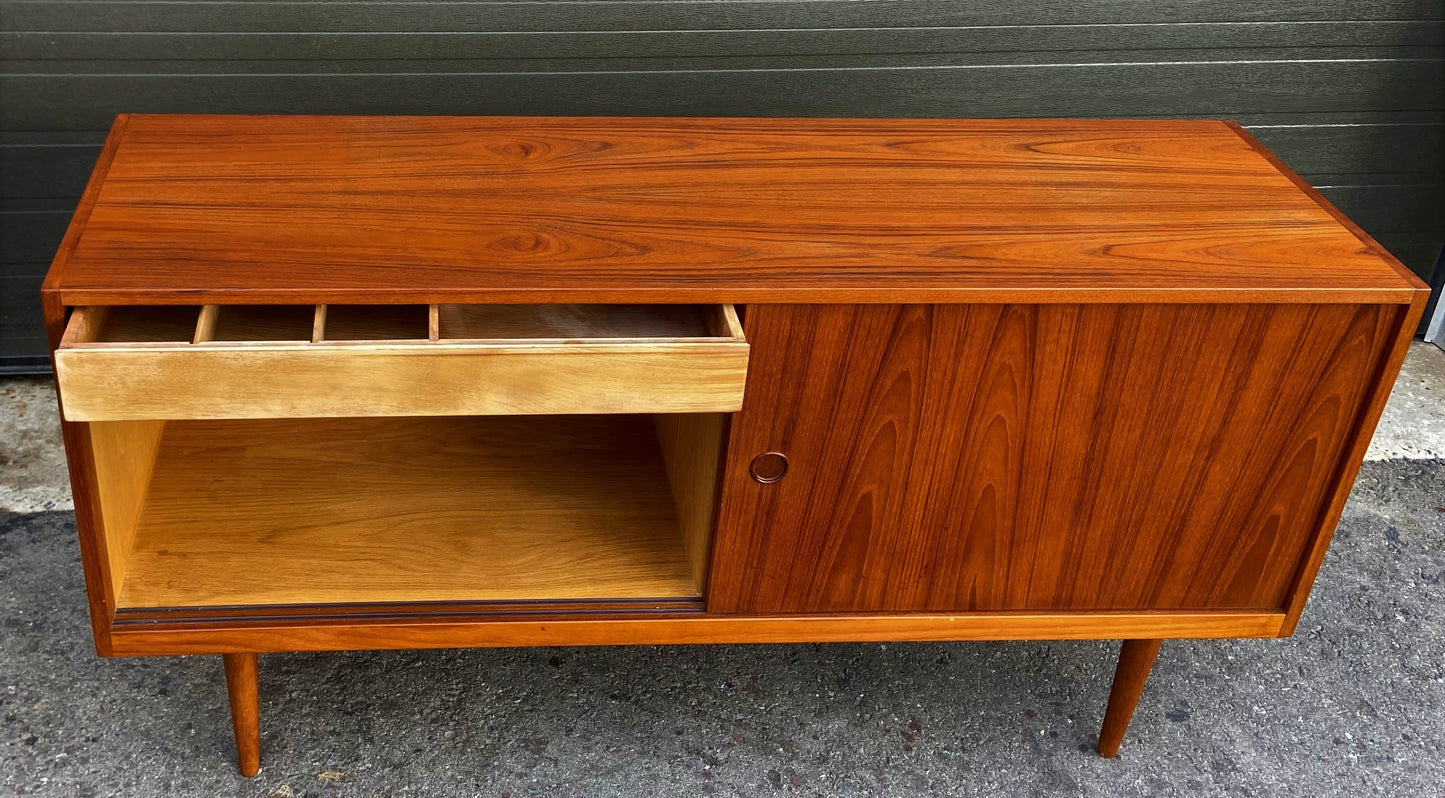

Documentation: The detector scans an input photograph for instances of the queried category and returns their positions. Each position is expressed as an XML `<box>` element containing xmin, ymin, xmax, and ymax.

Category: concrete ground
<box><xmin>1</xmin><ymin>344</ymin><xmax>1441</xmax><ymax>797</ymax></box>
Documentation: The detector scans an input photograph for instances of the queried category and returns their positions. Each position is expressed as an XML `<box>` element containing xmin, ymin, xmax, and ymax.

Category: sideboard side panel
<box><xmin>1278</xmin><ymin>292</ymin><xmax>1429</xmax><ymax>634</ymax></box>
<box><xmin>708</xmin><ymin>303</ymin><xmax>1397</xmax><ymax>615</ymax></box>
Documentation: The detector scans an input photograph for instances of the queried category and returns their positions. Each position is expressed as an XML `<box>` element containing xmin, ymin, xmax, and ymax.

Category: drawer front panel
<box><xmin>709</xmin><ymin>303</ymin><xmax>1399</xmax><ymax>614</ymax></box>
<box><xmin>55</xmin><ymin>304</ymin><xmax>748</xmax><ymax>420</ymax></box>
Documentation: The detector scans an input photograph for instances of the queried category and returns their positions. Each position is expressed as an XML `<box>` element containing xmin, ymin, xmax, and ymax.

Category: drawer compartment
<box><xmin>54</xmin><ymin>304</ymin><xmax>748</xmax><ymax>421</ymax></box>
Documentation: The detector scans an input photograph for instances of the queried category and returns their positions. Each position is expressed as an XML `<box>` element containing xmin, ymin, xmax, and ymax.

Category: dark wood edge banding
<box><xmin>114</xmin><ymin>597</ymin><xmax>705</xmax><ymax>623</ymax></box>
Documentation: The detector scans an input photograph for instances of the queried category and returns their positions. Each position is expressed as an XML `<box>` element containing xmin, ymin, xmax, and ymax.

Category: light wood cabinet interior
<box><xmin>90</xmin><ymin>412</ymin><xmax>726</xmax><ymax>611</ymax></box>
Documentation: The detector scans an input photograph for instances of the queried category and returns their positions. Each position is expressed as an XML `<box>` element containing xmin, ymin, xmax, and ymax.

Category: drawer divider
<box><xmin>311</xmin><ymin>305</ymin><xmax>327</xmax><ymax>344</ymax></box>
<box><xmin>61</xmin><ymin>306</ymin><xmax>109</xmax><ymax>346</ymax></box>
<box><xmin>193</xmin><ymin>305</ymin><xmax>219</xmax><ymax>344</ymax></box>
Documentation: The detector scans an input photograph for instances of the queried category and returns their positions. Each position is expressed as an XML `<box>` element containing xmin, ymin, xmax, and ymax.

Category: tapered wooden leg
<box><xmin>1097</xmin><ymin>638</ymin><xmax>1163</xmax><ymax>758</ymax></box>
<box><xmin>222</xmin><ymin>653</ymin><xmax>261</xmax><ymax>777</ymax></box>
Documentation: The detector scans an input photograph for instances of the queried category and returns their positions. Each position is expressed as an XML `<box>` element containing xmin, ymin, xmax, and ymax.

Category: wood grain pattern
<box><xmin>8</xmin><ymin>10</ymin><xmax>1440</xmax><ymax>368</ymax></box>
<box><xmin>87</xmin><ymin>420</ymin><xmax>165</xmax><ymax>606</ymax></box>
<box><xmin>105</xmin><ymin>306</ymin><xmax>203</xmax><ymax>343</ymax></box>
<box><xmin>1227</xmin><ymin>122</ymin><xmax>1430</xmax><ymax>292</ymax></box>
<box><xmin>55</xmin><ymin>344</ymin><xmax>749</xmax><ymax>420</ymax></box>
<box><xmin>38</xmin><ymin>116</ymin><xmax>1426</xmax><ymax>674</ymax></box>
<box><xmin>40</xmin><ymin>114</ymin><xmax>130</xmax><ymax>301</ymax></box>
<box><xmin>116</xmin><ymin>415</ymin><xmax>700</xmax><ymax>608</ymax></box>
<box><xmin>438</xmin><ymin>303</ymin><xmax>714</xmax><ymax>340</ymax></box>
<box><xmin>192</xmin><ymin>304</ymin><xmax>218</xmax><ymax>344</ymax></box>
<box><xmin>310</xmin><ymin>304</ymin><xmax>327</xmax><ymax>343</ymax></box>
<box><xmin>1278</xmin><ymin>292</ymin><xmax>1431</xmax><ymax>633</ymax></box>
<box><xmin>322</xmin><ymin>304</ymin><xmax>429</xmax><ymax>341</ymax></box>
<box><xmin>46</xmin><ymin>116</ymin><xmax>1423</xmax><ymax>306</ymax></box>
<box><xmin>210</xmin><ymin>305</ymin><xmax>313</xmax><ymax>341</ymax></box>
<box><xmin>44</xmin><ymin>302</ymin><xmax>116</xmax><ymax>653</ymax></box>
<box><xmin>105</xmin><ymin>610</ymin><xmax>1285</xmax><ymax>656</ymax></box>
<box><xmin>40</xmin><ymin>119</ymin><xmax>131</xmax><ymax>646</ymax></box>
<box><xmin>1232</xmin><ymin>123</ymin><xmax>1437</xmax><ymax>631</ymax></box>
<box><xmin>716</xmin><ymin>304</ymin><xmax>745</xmax><ymax>340</ymax></box>
<box><xmin>59</xmin><ymin>305</ymin><xmax>109</xmax><ymax>345</ymax></box>
<box><xmin>708</xmin><ymin>303</ymin><xmax>1398</xmax><ymax>614</ymax></box>
<box><xmin>222</xmin><ymin>653</ymin><xmax>261</xmax><ymax>778</ymax></box>
<box><xmin>53</xmin><ymin>307</ymin><xmax>749</xmax><ymax>420</ymax></box>
<box><xmin>654</xmin><ymin>413</ymin><xmax>727</xmax><ymax>593</ymax></box>
<box><xmin>1097</xmin><ymin>639</ymin><xmax>1164</xmax><ymax>758</ymax></box>
<box><xmin>64</xmin><ymin>304</ymin><xmax>199</xmax><ymax>344</ymax></box>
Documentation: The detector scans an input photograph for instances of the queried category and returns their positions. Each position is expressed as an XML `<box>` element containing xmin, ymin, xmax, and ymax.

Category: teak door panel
<box><xmin>708</xmin><ymin>303</ymin><xmax>1397</xmax><ymax>614</ymax></box>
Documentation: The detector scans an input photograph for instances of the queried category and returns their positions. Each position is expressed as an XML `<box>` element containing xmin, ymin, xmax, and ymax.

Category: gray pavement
<box><xmin>1</xmin><ymin>344</ymin><xmax>1442</xmax><ymax>797</ymax></box>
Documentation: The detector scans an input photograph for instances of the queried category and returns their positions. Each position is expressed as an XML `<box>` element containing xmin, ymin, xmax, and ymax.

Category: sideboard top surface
<box><xmin>45</xmin><ymin>114</ymin><xmax>1426</xmax><ymax>305</ymax></box>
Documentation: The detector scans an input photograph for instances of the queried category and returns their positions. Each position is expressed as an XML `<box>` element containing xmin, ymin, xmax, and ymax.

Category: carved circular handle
<box><xmin>749</xmin><ymin>452</ymin><xmax>789</xmax><ymax>484</ymax></box>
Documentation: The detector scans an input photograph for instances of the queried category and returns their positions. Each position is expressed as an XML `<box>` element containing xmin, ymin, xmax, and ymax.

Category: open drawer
<box><xmin>54</xmin><ymin>304</ymin><xmax>748</xmax><ymax>421</ymax></box>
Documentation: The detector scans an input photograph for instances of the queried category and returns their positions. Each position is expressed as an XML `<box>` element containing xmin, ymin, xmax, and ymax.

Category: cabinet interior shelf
<box><xmin>105</xmin><ymin>414</ymin><xmax>710</xmax><ymax>612</ymax></box>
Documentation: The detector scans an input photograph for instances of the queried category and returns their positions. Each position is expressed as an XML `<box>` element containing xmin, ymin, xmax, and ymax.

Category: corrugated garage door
<box><xmin>2</xmin><ymin>0</ymin><xmax>1441</xmax><ymax>369</ymax></box>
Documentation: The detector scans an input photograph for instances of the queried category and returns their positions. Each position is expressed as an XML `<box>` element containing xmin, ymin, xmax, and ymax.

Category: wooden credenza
<box><xmin>42</xmin><ymin>115</ymin><xmax>1429</xmax><ymax>775</ymax></box>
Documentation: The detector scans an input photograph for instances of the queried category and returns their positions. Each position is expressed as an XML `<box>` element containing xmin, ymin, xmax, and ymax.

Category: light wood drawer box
<box><xmin>54</xmin><ymin>303</ymin><xmax>749</xmax><ymax>421</ymax></box>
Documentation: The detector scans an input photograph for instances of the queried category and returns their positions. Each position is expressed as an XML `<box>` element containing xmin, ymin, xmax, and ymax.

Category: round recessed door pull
<box><xmin>749</xmin><ymin>452</ymin><xmax>789</xmax><ymax>483</ymax></box>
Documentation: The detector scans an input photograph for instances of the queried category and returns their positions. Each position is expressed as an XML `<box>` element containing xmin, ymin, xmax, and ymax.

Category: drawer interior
<box><xmin>324</xmin><ymin>304</ymin><xmax>430</xmax><ymax>341</ymax></box>
<box><xmin>54</xmin><ymin>303</ymin><xmax>748</xmax><ymax>421</ymax></box>
<box><xmin>436</xmin><ymin>303</ymin><xmax>715</xmax><ymax>340</ymax></box>
<box><xmin>64</xmin><ymin>303</ymin><xmax>741</xmax><ymax>347</ymax></box>
<box><xmin>207</xmin><ymin>305</ymin><xmax>315</xmax><ymax>342</ymax></box>
<box><xmin>88</xmin><ymin>305</ymin><xmax>200</xmax><ymax>343</ymax></box>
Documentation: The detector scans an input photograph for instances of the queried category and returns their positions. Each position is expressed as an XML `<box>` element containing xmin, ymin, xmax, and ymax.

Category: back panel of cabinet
<box><xmin>709</xmin><ymin>303</ymin><xmax>1399</xmax><ymax>614</ymax></box>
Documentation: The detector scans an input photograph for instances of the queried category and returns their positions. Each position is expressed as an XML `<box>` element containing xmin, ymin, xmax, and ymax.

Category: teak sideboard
<box><xmin>42</xmin><ymin>115</ymin><xmax>1428</xmax><ymax>776</ymax></box>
